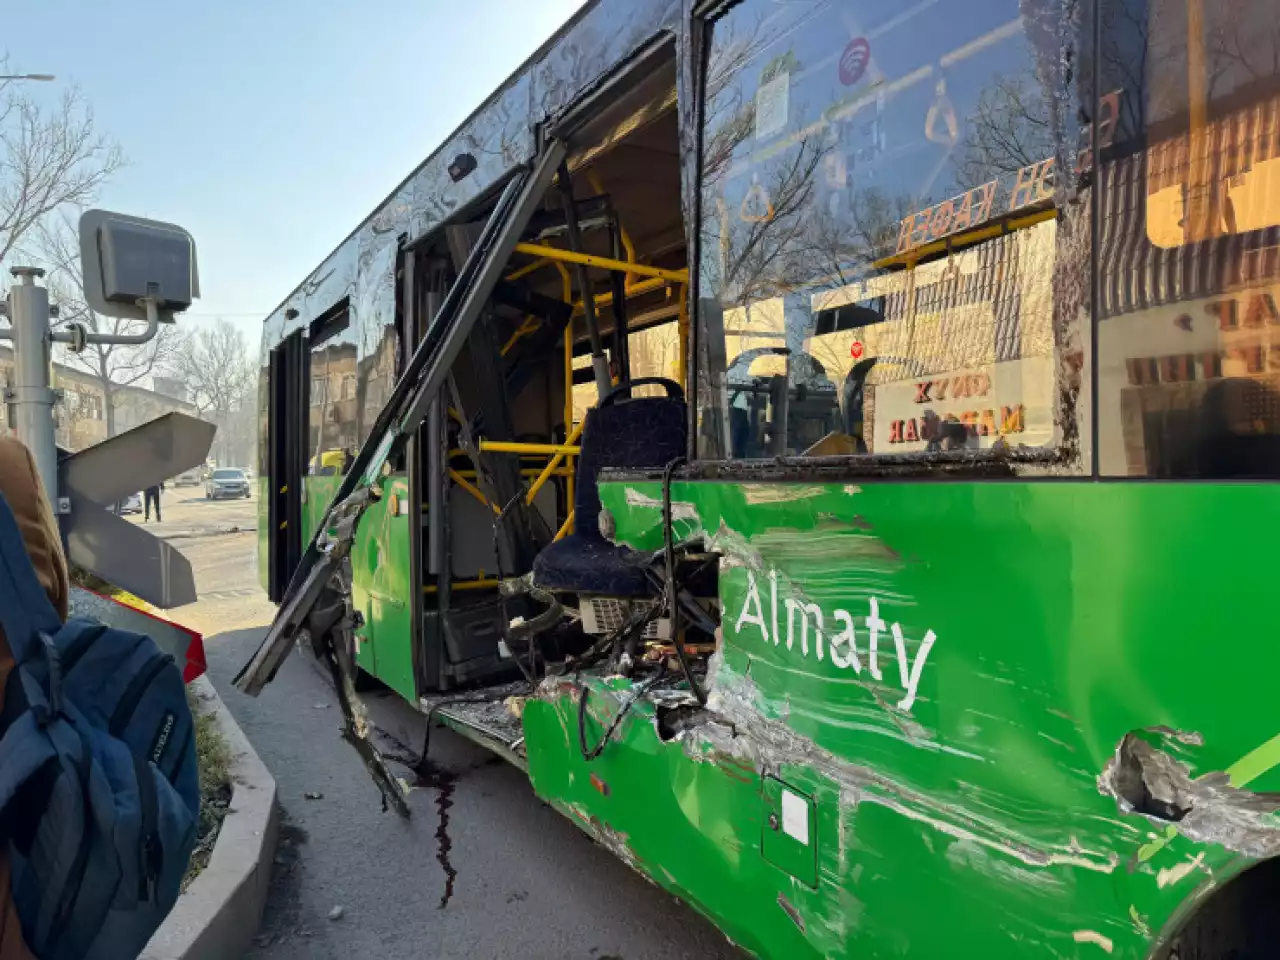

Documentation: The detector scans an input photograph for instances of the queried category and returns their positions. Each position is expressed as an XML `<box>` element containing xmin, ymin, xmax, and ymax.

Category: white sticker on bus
<box><xmin>733</xmin><ymin>569</ymin><xmax>937</xmax><ymax>713</ymax></box>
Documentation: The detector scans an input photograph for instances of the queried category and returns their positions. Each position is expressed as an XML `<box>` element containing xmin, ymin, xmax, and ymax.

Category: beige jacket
<box><xmin>0</xmin><ymin>436</ymin><xmax>69</xmax><ymax>960</ymax></box>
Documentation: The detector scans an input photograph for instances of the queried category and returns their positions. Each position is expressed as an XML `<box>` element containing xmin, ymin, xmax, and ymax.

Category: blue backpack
<box><xmin>0</xmin><ymin>493</ymin><xmax>199</xmax><ymax>960</ymax></box>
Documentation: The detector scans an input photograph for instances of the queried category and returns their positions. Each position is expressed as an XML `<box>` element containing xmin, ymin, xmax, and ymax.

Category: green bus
<box><xmin>240</xmin><ymin>0</ymin><xmax>1280</xmax><ymax>955</ymax></box>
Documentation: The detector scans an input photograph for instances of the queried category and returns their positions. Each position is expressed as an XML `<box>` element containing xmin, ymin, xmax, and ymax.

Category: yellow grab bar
<box><xmin>554</xmin><ymin>510</ymin><xmax>576</xmax><ymax>542</ymax></box>
<box><xmin>423</xmin><ymin>578</ymin><xmax>500</xmax><ymax>594</ymax></box>
<box><xmin>514</xmin><ymin>242</ymin><xmax>688</xmax><ymax>284</ymax></box>
<box><xmin>479</xmin><ymin>441</ymin><xmax>581</xmax><ymax>456</ymax></box>
<box><xmin>525</xmin><ymin>419</ymin><xmax>585</xmax><ymax>505</ymax></box>
<box><xmin>449</xmin><ymin>469</ymin><xmax>500</xmax><ymax>515</ymax></box>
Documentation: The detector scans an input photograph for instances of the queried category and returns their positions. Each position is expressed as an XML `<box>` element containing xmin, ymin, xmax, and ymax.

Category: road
<box><xmin>150</xmin><ymin>492</ymin><xmax>745</xmax><ymax>959</ymax></box>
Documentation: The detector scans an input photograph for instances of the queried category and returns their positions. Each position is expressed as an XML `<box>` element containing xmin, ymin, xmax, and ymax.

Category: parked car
<box><xmin>174</xmin><ymin>469</ymin><xmax>203</xmax><ymax>487</ymax></box>
<box><xmin>114</xmin><ymin>493</ymin><xmax>143</xmax><ymax>515</ymax></box>
<box><xmin>206</xmin><ymin>468</ymin><xmax>251</xmax><ymax>500</ymax></box>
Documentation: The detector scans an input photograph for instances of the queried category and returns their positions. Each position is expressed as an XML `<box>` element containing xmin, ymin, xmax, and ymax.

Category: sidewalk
<box><xmin>203</xmin><ymin>627</ymin><xmax>744</xmax><ymax>960</ymax></box>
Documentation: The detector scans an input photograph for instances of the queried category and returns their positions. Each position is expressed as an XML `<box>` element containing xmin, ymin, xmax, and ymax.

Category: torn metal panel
<box><xmin>561</xmin><ymin>476</ymin><xmax>1280</xmax><ymax>957</ymax></box>
<box><xmin>1098</xmin><ymin>731</ymin><xmax>1280</xmax><ymax>862</ymax></box>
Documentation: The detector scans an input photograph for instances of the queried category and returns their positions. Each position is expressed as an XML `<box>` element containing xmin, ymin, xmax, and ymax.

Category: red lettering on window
<box><xmin>974</xmin><ymin>180</ymin><xmax>998</xmax><ymax>223</ymax></box>
<box><xmin>889</xmin><ymin>420</ymin><xmax>904</xmax><ymax>444</ymax></box>
<box><xmin>972</xmin><ymin>373</ymin><xmax>991</xmax><ymax>397</ymax></box>
<box><xmin>914</xmin><ymin>381</ymin><xmax>932</xmax><ymax>404</ymax></box>
<box><xmin>934</xmin><ymin>378</ymin><xmax>950</xmax><ymax>400</ymax></box>
<box><xmin>904</xmin><ymin>418</ymin><xmax>919</xmax><ymax>443</ymax></box>
<box><xmin>1010</xmin><ymin>159</ymin><xmax>1054</xmax><ymax>211</ymax></box>
<box><xmin>909</xmin><ymin>211</ymin><xmax>931</xmax><ymax>248</ymax></box>
<box><xmin>928</xmin><ymin>201</ymin><xmax>954</xmax><ymax>239</ymax></box>
<box><xmin>896</xmin><ymin>216</ymin><xmax>915</xmax><ymax>254</ymax></box>
<box><xmin>978</xmin><ymin>409</ymin><xmax>997</xmax><ymax>437</ymax></box>
<box><xmin>1000</xmin><ymin>405</ymin><xmax>1025</xmax><ymax>434</ymax></box>
<box><xmin>952</xmin><ymin>191</ymin><xmax>974</xmax><ymax>233</ymax></box>
<box><xmin>1245</xmin><ymin>293</ymin><xmax>1279</xmax><ymax>328</ymax></box>
<box><xmin>1231</xmin><ymin>345</ymin><xmax>1266</xmax><ymax>374</ymax></box>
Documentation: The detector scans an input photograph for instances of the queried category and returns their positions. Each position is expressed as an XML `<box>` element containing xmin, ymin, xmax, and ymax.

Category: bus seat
<box><xmin>532</xmin><ymin>378</ymin><xmax>686</xmax><ymax>597</ymax></box>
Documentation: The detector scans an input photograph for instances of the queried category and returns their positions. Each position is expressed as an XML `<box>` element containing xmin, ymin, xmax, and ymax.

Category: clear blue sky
<box><xmin>4</xmin><ymin>0</ymin><xmax>585</xmax><ymax>346</ymax></box>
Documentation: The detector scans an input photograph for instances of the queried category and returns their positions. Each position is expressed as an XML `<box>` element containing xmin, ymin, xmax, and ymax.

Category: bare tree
<box><xmin>168</xmin><ymin>319</ymin><xmax>256</xmax><ymax>464</ymax></box>
<box><xmin>35</xmin><ymin>213</ymin><xmax>182</xmax><ymax>437</ymax></box>
<box><xmin>0</xmin><ymin>70</ymin><xmax>122</xmax><ymax>267</ymax></box>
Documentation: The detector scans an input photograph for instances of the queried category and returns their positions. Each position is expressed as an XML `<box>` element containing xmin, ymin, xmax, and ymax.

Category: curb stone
<box><xmin>141</xmin><ymin>676</ymin><xmax>279</xmax><ymax>960</ymax></box>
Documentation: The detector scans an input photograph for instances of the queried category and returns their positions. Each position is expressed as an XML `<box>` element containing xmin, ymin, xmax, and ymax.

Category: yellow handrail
<box><xmin>525</xmin><ymin>419</ymin><xmax>585</xmax><ymax>505</ymax></box>
<box><xmin>500</xmin><ymin>314</ymin><xmax>542</xmax><ymax>357</ymax></box>
<box><xmin>479</xmin><ymin>441</ymin><xmax>581</xmax><ymax>456</ymax></box>
<box><xmin>561</xmin><ymin>262</ymin><xmax>576</xmax><ymax>535</ymax></box>
<box><xmin>447</xmin><ymin>468</ymin><xmax>571</xmax><ymax>481</ymax></box>
<box><xmin>505</xmin><ymin>258</ymin><xmax>550</xmax><ymax>282</ymax></box>
<box><xmin>514</xmin><ymin>242</ymin><xmax>688</xmax><ymax>284</ymax></box>
<box><xmin>448</xmin><ymin>469</ymin><xmax>500</xmax><ymax>515</ymax></box>
<box><xmin>423</xmin><ymin>578</ymin><xmax>500</xmax><ymax>594</ymax></box>
<box><xmin>554</xmin><ymin>510</ymin><xmax>576</xmax><ymax>542</ymax></box>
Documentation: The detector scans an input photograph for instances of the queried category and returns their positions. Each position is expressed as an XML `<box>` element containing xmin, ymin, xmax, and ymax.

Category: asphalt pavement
<box><xmin>162</xmin><ymin>492</ymin><xmax>745</xmax><ymax>959</ymax></box>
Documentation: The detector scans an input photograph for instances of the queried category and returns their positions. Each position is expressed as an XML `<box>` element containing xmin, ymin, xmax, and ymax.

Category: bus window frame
<box><xmin>681</xmin><ymin>0</ymin><xmax>1096</xmax><ymax>482</ymax></box>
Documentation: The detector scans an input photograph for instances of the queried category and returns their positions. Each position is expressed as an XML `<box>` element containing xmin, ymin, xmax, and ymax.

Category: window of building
<box><xmin>1097</xmin><ymin>0</ymin><xmax>1280</xmax><ymax>477</ymax></box>
<box><xmin>696</xmin><ymin>0</ymin><xmax>1083</xmax><ymax>461</ymax></box>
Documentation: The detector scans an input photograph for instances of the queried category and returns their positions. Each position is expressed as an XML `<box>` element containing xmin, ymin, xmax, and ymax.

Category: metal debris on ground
<box><xmin>327</xmin><ymin>906</ymin><xmax>344</xmax><ymax>921</ymax></box>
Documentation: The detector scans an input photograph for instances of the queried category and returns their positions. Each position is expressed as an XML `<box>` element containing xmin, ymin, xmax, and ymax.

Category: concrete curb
<box><xmin>142</xmin><ymin>676</ymin><xmax>279</xmax><ymax>960</ymax></box>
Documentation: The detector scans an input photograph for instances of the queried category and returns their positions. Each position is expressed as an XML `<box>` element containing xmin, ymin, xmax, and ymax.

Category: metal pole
<box><xmin>8</xmin><ymin>267</ymin><xmax>59</xmax><ymax>505</ymax></box>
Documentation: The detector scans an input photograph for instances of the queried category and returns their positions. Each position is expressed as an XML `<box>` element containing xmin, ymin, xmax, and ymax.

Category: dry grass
<box><xmin>183</xmin><ymin>689</ymin><xmax>232</xmax><ymax>890</ymax></box>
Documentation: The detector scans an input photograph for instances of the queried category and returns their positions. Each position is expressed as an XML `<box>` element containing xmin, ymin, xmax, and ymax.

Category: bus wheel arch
<box><xmin>1153</xmin><ymin>855</ymin><xmax>1280</xmax><ymax>960</ymax></box>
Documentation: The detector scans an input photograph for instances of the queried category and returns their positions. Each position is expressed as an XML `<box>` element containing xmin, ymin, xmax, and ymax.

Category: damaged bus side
<box><xmin>245</xmin><ymin>0</ymin><xmax>1280</xmax><ymax>956</ymax></box>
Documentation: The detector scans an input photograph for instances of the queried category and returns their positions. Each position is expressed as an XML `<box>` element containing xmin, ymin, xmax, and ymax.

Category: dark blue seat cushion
<box><xmin>532</xmin><ymin>534</ymin><xmax>651</xmax><ymax>596</ymax></box>
<box><xmin>532</xmin><ymin>387</ymin><xmax>686</xmax><ymax>596</ymax></box>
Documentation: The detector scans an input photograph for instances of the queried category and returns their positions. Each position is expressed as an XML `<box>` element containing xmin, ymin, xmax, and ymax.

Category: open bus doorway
<box><xmin>403</xmin><ymin>46</ymin><xmax>696</xmax><ymax>708</ymax></box>
<box><xmin>265</xmin><ymin>330</ymin><xmax>308</xmax><ymax>602</ymax></box>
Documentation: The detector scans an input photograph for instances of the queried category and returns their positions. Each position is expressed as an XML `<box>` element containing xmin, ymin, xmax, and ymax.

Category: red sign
<box><xmin>839</xmin><ymin>38</ymin><xmax>870</xmax><ymax>86</ymax></box>
<box><xmin>850</xmin><ymin>340</ymin><xmax>865</xmax><ymax>360</ymax></box>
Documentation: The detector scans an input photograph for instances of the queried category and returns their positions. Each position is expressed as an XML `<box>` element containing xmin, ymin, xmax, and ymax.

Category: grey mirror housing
<box><xmin>78</xmin><ymin>209</ymin><xmax>199</xmax><ymax>324</ymax></box>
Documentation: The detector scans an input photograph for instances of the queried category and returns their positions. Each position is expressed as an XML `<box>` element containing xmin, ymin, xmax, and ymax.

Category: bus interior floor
<box><xmin>421</xmin><ymin>681</ymin><xmax>532</xmax><ymax>761</ymax></box>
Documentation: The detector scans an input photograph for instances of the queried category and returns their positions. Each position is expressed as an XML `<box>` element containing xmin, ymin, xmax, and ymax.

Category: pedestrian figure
<box><xmin>144</xmin><ymin>482</ymin><xmax>163</xmax><ymax>522</ymax></box>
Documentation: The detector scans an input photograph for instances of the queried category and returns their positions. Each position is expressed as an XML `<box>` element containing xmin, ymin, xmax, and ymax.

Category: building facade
<box><xmin>0</xmin><ymin>345</ymin><xmax>198</xmax><ymax>452</ymax></box>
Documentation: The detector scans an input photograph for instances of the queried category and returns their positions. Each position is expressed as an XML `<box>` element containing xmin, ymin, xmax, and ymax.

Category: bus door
<box><xmin>267</xmin><ymin>329</ymin><xmax>308</xmax><ymax>602</ymax></box>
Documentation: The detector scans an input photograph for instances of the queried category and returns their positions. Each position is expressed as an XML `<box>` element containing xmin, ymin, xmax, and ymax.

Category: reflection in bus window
<box><xmin>1097</xmin><ymin>0</ymin><xmax>1280</xmax><ymax>477</ymax></box>
<box><xmin>308</xmin><ymin>307</ymin><xmax>359</xmax><ymax>477</ymax></box>
<box><xmin>628</xmin><ymin>320</ymin><xmax>682</xmax><ymax>392</ymax></box>
<box><xmin>695</xmin><ymin>0</ymin><xmax>1083</xmax><ymax>461</ymax></box>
